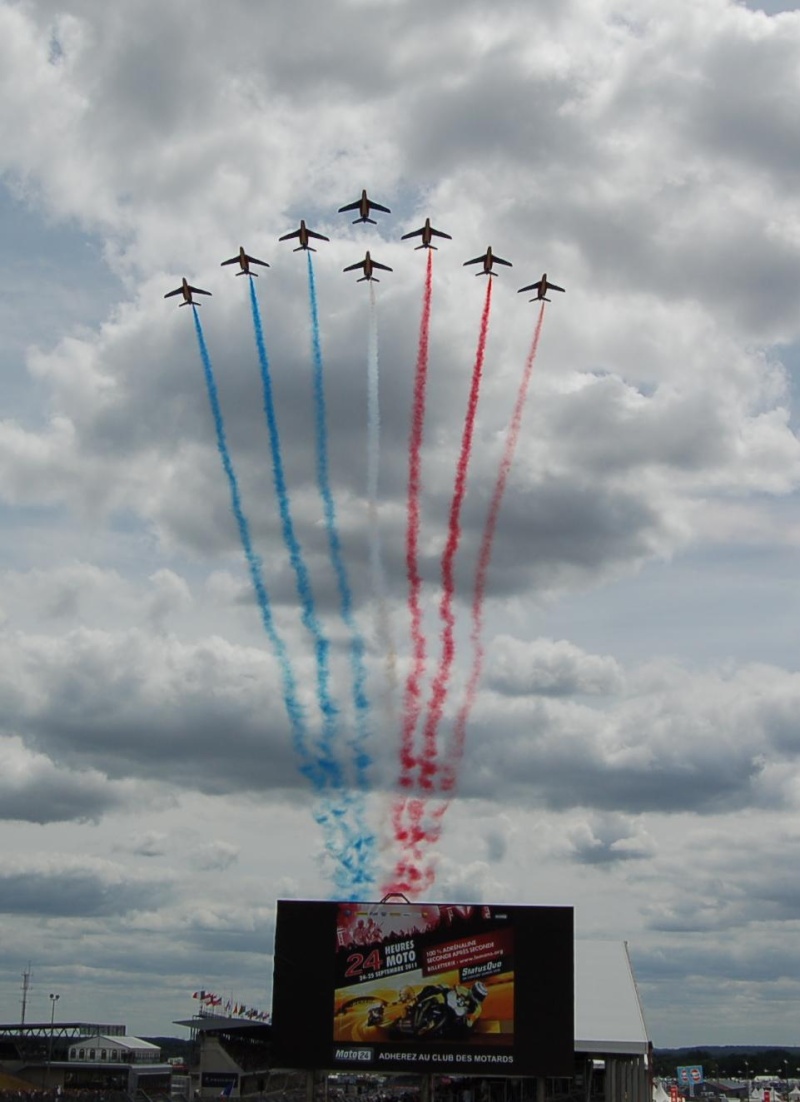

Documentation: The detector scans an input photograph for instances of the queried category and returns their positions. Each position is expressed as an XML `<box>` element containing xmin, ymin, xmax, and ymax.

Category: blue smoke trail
<box><xmin>191</xmin><ymin>308</ymin><xmax>312</xmax><ymax>774</ymax></box>
<box><xmin>307</xmin><ymin>254</ymin><xmax>375</xmax><ymax>864</ymax></box>
<box><xmin>192</xmin><ymin>307</ymin><xmax>364</xmax><ymax>896</ymax></box>
<box><xmin>248</xmin><ymin>278</ymin><xmax>374</xmax><ymax>897</ymax></box>
<box><xmin>248</xmin><ymin>277</ymin><xmax>342</xmax><ymax>789</ymax></box>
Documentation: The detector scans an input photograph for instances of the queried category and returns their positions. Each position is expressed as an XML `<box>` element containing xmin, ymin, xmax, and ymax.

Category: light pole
<box><xmin>45</xmin><ymin>993</ymin><xmax>60</xmax><ymax>1091</ymax></box>
<box><xmin>741</xmin><ymin>1062</ymin><xmax>751</xmax><ymax>1102</ymax></box>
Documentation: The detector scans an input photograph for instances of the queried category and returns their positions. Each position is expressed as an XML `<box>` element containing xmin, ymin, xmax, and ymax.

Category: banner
<box><xmin>677</xmin><ymin>1067</ymin><xmax>704</xmax><ymax>1086</ymax></box>
<box><xmin>272</xmin><ymin>900</ymin><xmax>573</xmax><ymax>1076</ymax></box>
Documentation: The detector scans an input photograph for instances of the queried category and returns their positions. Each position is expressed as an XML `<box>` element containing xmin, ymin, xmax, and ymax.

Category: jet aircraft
<box><xmin>338</xmin><ymin>189</ymin><xmax>391</xmax><ymax>224</ymax></box>
<box><xmin>221</xmin><ymin>246</ymin><xmax>270</xmax><ymax>276</ymax></box>
<box><xmin>164</xmin><ymin>278</ymin><xmax>212</xmax><ymax>307</ymax></box>
<box><xmin>343</xmin><ymin>251</ymin><xmax>393</xmax><ymax>282</ymax></box>
<box><xmin>279</xmin><ymin>220</ymin><xmax>330</xmax><ymax>251</ymax></box>
<box><xmin>517</xmin><ymin>273</ymin><xmax>565</xmax><ymax>301</ymax></box>
<box><xmin>463</xmin><ymin>246</ymin><xmax>512</xmax><ymax>277</ymax></box>
<box><xmin>401</xmin><ymin>218</ymin><xmax>452</xmax><ymax>250</ymax></box>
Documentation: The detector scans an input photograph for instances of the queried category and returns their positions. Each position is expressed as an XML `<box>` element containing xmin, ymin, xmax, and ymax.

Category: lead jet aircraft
<box><xmin>401</xmin><ymin>218</ymin><xmax>452</xmax><ymax>250</ymax></box>
<box><xmin>164</xmin><ymin>277</ymin><xmax>212</xmax><ymax>306</ymax></box>
<box><xmin>220</xmin><ymin>246</ymin><xmax>270</xmax><ymax>276</ymax></box>
<box><xmin>279</xmin><ymin>220</ymin><xmax>330</xmax><ymax>251</ymax></box>
<box><xmin>343</xmin><ymin>250</ymin><xmax>393</xmax><ymax>282</ymax></box>
<box><xmin>463</xmin><ymin>246</ymin><xmax>512</xmax><ymax>277</ymax></box>
<box><xmin>338</xmin><ymin>189</ymin><xmax>391</xmax><ymax>225</ymax></box>
<box><xmin>517</xmin><ymin>273</ymin><xmax>565</xmax><ymax>302</ymax></box>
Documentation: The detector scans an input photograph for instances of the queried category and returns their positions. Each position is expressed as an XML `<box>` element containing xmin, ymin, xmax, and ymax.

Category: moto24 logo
<box><xmin>334</xmin><ymin>1047</ymin><xmax>373</xmax><ymax>1063</ymax></box>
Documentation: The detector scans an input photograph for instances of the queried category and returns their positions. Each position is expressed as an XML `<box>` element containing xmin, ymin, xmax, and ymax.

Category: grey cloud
<box><xmin>0</xmin><ymin>864</ymin><xmax>173</xmax><ymax>917</ymax></box>
<box><xmin>683</xmin><ymin>19</ymin><xmax>800</xmax><ymax>181</ymax></box>
<box><xmin>126</xmin><ymin>832</ymin><xmax>168</xmax><ymax>858</ymax></box>
<box><xmin>0</xmin><ymin>628</ymin><xmax>343</xmax><ymax>797</ymax></box>
<box><xmin>637</xmin><ymin>823</ymin><xmax>800</xmax><ymax>932</ymax></box>
<box><xmin>6</xmin><ymin>0</ymin><xmax>799</xmax><ymax>352</ymax></box>
<box><xmin>545</xmin><ymin>375</ymin><xmax>735</xmax><ymax>476</ymax></box>
<box><xmin>458</xmin><ymin>659</ymin><xmax>800</xmax><ymax>815</ymax></box>
<box><xmin>565</xmin><ymin>812</ymin><xmax>655</xmax><ymax>865</ymax></box>
<box><xmin>633</xmin><ymin>941</ymin><xmax>800</xmax><ymax>986</ymax></box>
<box><xmin>0</xmin><ymin>905</ymin><xmax>275</xmax><ymax>995</ymax></box>
<box><xmin>0</xmin><ymin>737</ymin><xmax>131</xmax><ymax>824</ymax></box>
<box><xmin>461</xmin><ymin>475</ymin><xmax>671</xmax><ymax>593</ymax></box>
<box><xmin>481</xmin><ymin>814</ymin><xmax>514</xmax><ymax>864</ymax></box>
<box><xmin>487</xmin><ymin>636</ymin><xmax>624</xmax><ymax>697</ymax></box>
<box><xmin>145</xmin><ymin>569</ymin><xmax>192</xmax><ymax>631</ymax></box>
<box><xmin>190</xmin><ymin>841</ymin><xmax>240</xmax><ymax>872</ymax></box>
<box><xmin>4</xmin><ymin>620</ymin><xmax>800</xmax><ymax>822</ymax></box>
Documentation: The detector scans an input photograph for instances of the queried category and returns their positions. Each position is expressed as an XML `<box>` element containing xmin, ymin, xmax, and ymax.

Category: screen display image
<box><xmin>272</xmin><ymin>900</ymin><xmax>573</xmax><ymax>1077</ymax></box>
<box><xmin>334</xmin><ymin>903</ymin><xmax>513</xmax><ymax>1048</ymax></box>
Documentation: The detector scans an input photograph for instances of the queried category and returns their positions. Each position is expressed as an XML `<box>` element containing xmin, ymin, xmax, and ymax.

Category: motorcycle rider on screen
<box><xmin>446</xmin><ymin>981</ymin><xmax>488</xmax><ymax>1029</ymax></box>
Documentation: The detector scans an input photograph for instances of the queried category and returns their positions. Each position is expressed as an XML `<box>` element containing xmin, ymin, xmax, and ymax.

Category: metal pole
<box><xmin>45</xmin><ymin>993</ymin><xmax>60</xmax><ymax>1091</ymax></box>
<box><xmin>21</xmin><ymin>965</ymin><xmax>31</xmax><ymax>1026</ymax></box>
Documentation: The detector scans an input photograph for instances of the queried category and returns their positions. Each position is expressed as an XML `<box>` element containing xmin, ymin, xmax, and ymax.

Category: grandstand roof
<box><xmin>575</xmin><ymin>941</ymin><xmax>649</xmax><ymax>1056</ymax></box>
<box><xmin>173</xmin><ymin>1016</ymin><xmax>271</xmax><ymax>1034</ymax></box>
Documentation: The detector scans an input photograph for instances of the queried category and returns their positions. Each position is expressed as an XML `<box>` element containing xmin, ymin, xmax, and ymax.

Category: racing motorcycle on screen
<box><xmin>393</xmin><ymin>981</ymin><xmax>488</xmax><ymax>1039</ymax></box>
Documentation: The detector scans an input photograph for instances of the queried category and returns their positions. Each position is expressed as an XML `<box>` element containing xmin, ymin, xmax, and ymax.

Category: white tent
<box><xmin>653</xmin><ymin>1079</ymin><xmax>672</xmax><ymax>1102</ymax></box>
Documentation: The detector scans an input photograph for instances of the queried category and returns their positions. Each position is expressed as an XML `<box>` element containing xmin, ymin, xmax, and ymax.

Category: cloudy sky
<box><xmin>1</xmin><ymin>0</ymin><xmax>800</xmax><ymax>1051</ymax></box>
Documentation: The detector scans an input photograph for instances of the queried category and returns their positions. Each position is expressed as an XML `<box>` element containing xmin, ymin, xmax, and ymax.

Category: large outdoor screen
<box><xmin>272</xmin><ymin>900</ymin><xmax>573</xmax><ymax>1076</ymax></box>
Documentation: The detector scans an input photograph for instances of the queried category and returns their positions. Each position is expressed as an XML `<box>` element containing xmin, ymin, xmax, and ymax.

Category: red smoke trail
<box><xmin>387</xmin><ymin>251</ymin><xmax>434</xmax><ymax>874</ymax></box>
<box><xmin>398</xmin><ymin>249</ymin><xmax>434</xmax><ymax>787</ymax></box>
<box><xmin>387</xmin><ymin>279</ymin><xmax>493</xmax><ymax>893</ymax></box>
<box><xmin>417</xmin><ymin>276</ymin><xmax>494</xmax><ymax>792</ymax></box>
<box><xmin>383</xmin><ymin>797</ymin><xmax>447</xmax><ymax>896</ymax></box>
<box><xmin>388</xmin><ymin>303</ymin><xmax>545</xmax><ymax>896</ymax></box>
<box><xmin>443</xmin><ymin>302</ymin><xmax>546</xmax><ymax>792</ymax></box>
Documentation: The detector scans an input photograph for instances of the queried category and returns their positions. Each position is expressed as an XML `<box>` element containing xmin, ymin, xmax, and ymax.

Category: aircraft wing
<box><xmin>278</xmin><ymin>228</ymin><xmax>300</xmax><ymax>241</ymax></box>
<box><xmin>187</xmin><ymin>285</ymin><xmax>212</xmax><ymax>296</ymax></box>
<box><xmin>430</xmin><ymin>227</ymin><xmax>452</xmax><ymax>239</ymax></box>
<box><xmin>493</xmin><ymin>255</ymin><xmax>513</xmax><ymax>267</ymax></box>
<box><xmin>342</xmin><ymin>260</ymin><xmax>366</xmax><ymax>273</ymax></box>
<box><xmin>220</xmin><ymin>256</ymin><xmax>239</xmax><ymax>267</ymax></box>
<box><xmin>338</xmin><ymin>200</ymin><xmax>361</xmax><ymax>213</ymax></box>
<box><xmin>517</xmin><ymin>282</ymin><xmax>541</xmax><ymax>293</ymax></box>
<box><xmin>371</xmin><ymin>260</ymin><xmax>393</xmax><ymax>272</ymax></box>
<box><xmin>546</xmin><ymin>281</ymin><xmax>565</xmax><ymax>293</ymax></box>
<box><xmin>164</xmin><ymin>287</ymin><xmax>183</xmax><ymax>298</ymax></box>
<box><xmin>463</xmin><ymin>255</ymin><xmax>486</xmax><ymax>266</ymax></box>
<box><xmin>247</xmin><ymin>255</ymin><xmax>270</xmax><ymax>268</ymax></box>
<box><xmin>307</xmin><ymin>229</ymin><xmax>329</xmax><ymax>241</ymax></box>
<box><xmin>401</xmin><ymin>228</ymin><xmax>423</xmax><ymax>240</ymax></box>
<box><xmin>368</xmin><ymin>200</ymin><xmax>391</xmax><ymax>214</ymax></box>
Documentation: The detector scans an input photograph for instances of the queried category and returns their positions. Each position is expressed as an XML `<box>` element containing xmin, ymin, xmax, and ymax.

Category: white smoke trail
<box><xmin>367</xmin><ymin>282</ymin><xmax>399</xmax><ymax>714</ymax></box>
